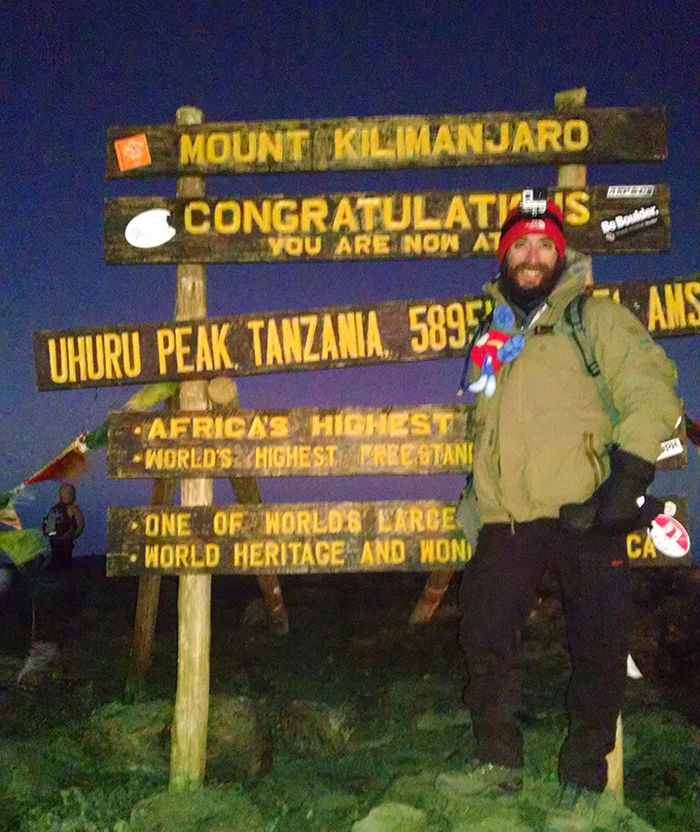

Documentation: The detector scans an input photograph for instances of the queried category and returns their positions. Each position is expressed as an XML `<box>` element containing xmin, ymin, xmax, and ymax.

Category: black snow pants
<box><xmin>458</xmin><ymin>519</ymin><xmax>631</xmax><ymax>790</ymax></box>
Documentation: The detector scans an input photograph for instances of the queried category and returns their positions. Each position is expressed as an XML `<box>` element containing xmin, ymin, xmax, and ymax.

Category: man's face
<box><xmin>503</xmin><ymin>233</ymin><xmax>560</xmax><ymax>290</ymax></box>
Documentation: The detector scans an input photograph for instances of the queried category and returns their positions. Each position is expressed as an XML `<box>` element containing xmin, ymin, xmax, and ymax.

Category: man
<box><xmin>453</xmin><ymin>194</ymin><xmax>681</xmax><ymax>806</ymax></box>
<box><xmin>43</xmin><ymin>481</ymin><xmax>84</xmax><ymax>569</ymax></box>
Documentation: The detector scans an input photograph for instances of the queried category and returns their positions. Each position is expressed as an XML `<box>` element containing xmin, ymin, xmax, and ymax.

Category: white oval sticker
<box><xmin>125</xmin><ymin>209</ymin><xmax>176</xmax><ymax>249</ymax></box>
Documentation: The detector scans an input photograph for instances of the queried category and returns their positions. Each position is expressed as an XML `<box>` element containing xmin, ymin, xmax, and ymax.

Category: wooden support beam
<box><xmin>556</xmin><ymin>87</ymin><xmax>623</xmax><ymax>802</ymax></box>
<box><xmin>169</xmin><ymin>106</ymin><xmax>212</xmax><ymax>791</ymax></box>
<box><xmin>208</xmin><ymin>376</ymin><xmax>289</xmax><ymax>634</ymax></box>
<box><xmin>125</xmin><ymin>474</ymin><xmax>174</xmax><ymax>697</ymax></box>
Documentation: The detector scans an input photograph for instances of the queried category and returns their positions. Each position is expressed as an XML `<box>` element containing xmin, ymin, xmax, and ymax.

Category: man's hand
<box><xmin>559</xmin><ymin>445</ymin><xmax>657</xmax><ymax>534</ymax></box>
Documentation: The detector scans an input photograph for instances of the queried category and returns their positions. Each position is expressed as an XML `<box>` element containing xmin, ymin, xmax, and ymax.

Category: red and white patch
<box><xmin>649</xmin><ymin>514</ymin><xmax>690</xmax><ymax>559</ymax></box>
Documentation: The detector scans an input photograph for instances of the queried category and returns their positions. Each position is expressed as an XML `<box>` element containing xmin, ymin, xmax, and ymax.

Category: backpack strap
<box><xmin>563</xmin><ymin>293</ymin><xmax>619</xmax><ymax>426</ymax></box>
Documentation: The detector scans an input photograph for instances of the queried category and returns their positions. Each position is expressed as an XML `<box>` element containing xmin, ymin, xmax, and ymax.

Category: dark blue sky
<box><xmin>1</xmin><ymin>0</ymin><xmax>698</xmax><ymax>558</ymax></box>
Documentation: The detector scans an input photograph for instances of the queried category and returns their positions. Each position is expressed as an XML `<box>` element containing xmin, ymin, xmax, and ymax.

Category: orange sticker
<box><xmin>114</xmin><ymin>133</ymin><xmax>152</xmax><ymax>171</ymax></box>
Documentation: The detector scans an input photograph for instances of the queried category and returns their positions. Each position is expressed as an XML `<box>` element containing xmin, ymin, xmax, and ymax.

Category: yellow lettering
<box><xmin>383</xmin><ymin>195</ymin><xmax>412</xmax><ymax>231</ymax></box>
<box><xmin>334</xmin><ymin>128</ymin><xmax>358</xmax><ymax>159</ymax></box>
<box><xmin>180</xmin><ymin>134</ymin><xmax>204</xmax><ymax>164</ymax></box>
<box><xmin>457</xmin><ymin>123</ymin><xmax>483</xmax><ymax>154</ymax></box>
<box><xmin>420</xmin><ymin>537</ymin><xmax>470</xmax><ymax>564</ymax></box>
<box><xmin>563</xmin><ymin>119</ymin><xmax>589</xmax><ymax>150</ymax></box>
<box><xmin>403</xmin><ymin>125</ymin><xmax>431</xmax><ymax>157</ymax></box>
<box><xmin>413</xmin><ymin>195</ymin><xmax>441</xmax><ymax>230</ymax></box>
<box><xmin>484</xmin><ymin>123</ymin><xmax>509</xmax><ymax>153</ymax></box>
<box><xmin>271</xmin><ymin>199</ymin><xmax>298</xmax><ymax>233</ymax></box>
<box><xmin>247</xmin><ymin>320</ymin><xmax>265</xmax><ymax>366</ymax></box>
<box><xmin>564</xmin><ymin>191</ymin><xmax>590</xmax><ymax>226</ymax></box>
<box><xmin>511</xmin><ymin>121</ymin><xmax>535</xmax><ymax>152</ymax></box>
<box><xmin>444</xmin><ymin>196</ymin><xmax>471</xmax><ymax>229</ymax></box>
<box><xmin>431</xmin><ymin>124</ymin><xmax>455</xmax><ymax>156</ymax></box>
<box><xmin>334</xmin><ymin>235</ymin><xmax>352</xmax><ymax>254</ymax></box>
<box><xmin>184</xmin><ymin>200</ymin><xmax>210</xmax><ymax>234</ymax></box>
<box><xmin>175</xmin><ymin>327</ymin><xmax>193</xmax><ymax>372</ymax></box>
<box><xmin>332</xmin><ymin>198</ymin><xmax>359</xmax><ymax>232</ymax></box>
<box><xmin>287</xmin><ymin>129</ymin><xmax>310</xmax><ymax>161</ymax></box>
<box><xmin>663</xmin><ymin>283</ymin><xmax>687</xmax><ymax>330</ymax></box>
<box><xmin>207</xmin><ymin>133</ymin><xmax>230</xmax><ymax>163</ymax></box>
<box><xmin>266</xmin><ymin>320</ymin><xmax>284</xmax><ymax>365</ymax></box>
<box><xmin>648</xmin><ymin>286</ymin><xmax>668</xmax><ymax>331</ymax></box>
<box><xmin>685</xmin><ymin>281</ymin><xmax>700</xmax><ymax>326</ymax></box>
<box><xmin>536</xmin><ymin>119</ymin><xmax>562</xmax><ymax>151</ymax></box>
<box><xmin>258</xmin><ymin>131</ymin><xmax>283</xmax><ymax>163</ymax></box>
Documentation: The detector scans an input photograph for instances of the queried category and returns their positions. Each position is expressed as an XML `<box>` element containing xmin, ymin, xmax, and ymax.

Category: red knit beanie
<box><xmin>498</xmin><ymin>199</ymin><xmax>566</xmax><ymax>263</ymax></box>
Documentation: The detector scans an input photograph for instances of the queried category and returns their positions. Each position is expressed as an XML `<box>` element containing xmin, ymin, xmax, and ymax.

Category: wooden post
<box><xmin>125</xmin><ymin>396</ymin><xmax>176</xmax><ymax>697</ymax></box>
<box><xmin>409</xmin><ymin>570</ymin><xmax>453</xmax><ymax>625</ymax></box>
<box><xmin>125</xmin><ymin>476</ymin><xmax>174</xmax><ymax>697</ymax></box>
<box><xmin>169</xmin><ymin>106</ymin><xmax>212</xmax><ymax>790</ymax></box>
<box><xmin>555</xmin><ymin>87</ymin><xmax>622</xmax><ymax>801</ymax></box>
<box><xmin>605</xmin><ymin>714</ymin><xmax>624</xmax><ymax>801</ymax></box>
<box><xmin>554</xmin><ymin>87</ymin><xmax>588</xmax><ymax>189</ymax></box>
<box><xmin>208</xmin><ymin>376</ymin><xmax>289</xmax><ymax>634</ymax></box>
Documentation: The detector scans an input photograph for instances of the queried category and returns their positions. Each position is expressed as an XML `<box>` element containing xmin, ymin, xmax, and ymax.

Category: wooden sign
<box><xmin>107</xmin><ymin>404</ymin><xmax>471</xmax><ymax>477</ymax></box>
<box><xmin>107</xmin><ymin>500</ymin><xmax>470</xmax><ymax>576</ymax></box>
<box><xmin>106</xmin><ymin>404</ymin><xmax>685</xmax><ymax>477</ymax></box>
<box><xmin>104</xmin><ymin>186</ymin><xmax>670</xmax><ymax>264</ymax></box>
<box><xmin>105</xmin><ymin>107</ymin><xmax>667</xmax><ymax>178</ymax></box>
<box><xmin>106</xmin><ymin>497</ymin><xmax>690</xmax><ymax>577</ymax></box>
<box><xmin>33</xmin><ymin>276</ymin><xmax>700</xmax><ymax>391</ymax></box>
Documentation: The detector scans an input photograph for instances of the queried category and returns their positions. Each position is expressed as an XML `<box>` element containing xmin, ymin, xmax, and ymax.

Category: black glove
<box><xmin>559</xmin><ymin>445</ymin><xmax>658</xmax><ymax>534</ymax></box>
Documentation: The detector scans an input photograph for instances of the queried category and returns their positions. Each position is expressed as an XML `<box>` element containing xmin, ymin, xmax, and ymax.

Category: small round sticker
<box><xmin>125</xmin><ymin>208</ymin><xmax>176</xmax><ymax>249</ymax></box>
<box><xmin>649</xmin><ymin>514</ymin><xmax>690</xmax><ymax>559</ymax></box>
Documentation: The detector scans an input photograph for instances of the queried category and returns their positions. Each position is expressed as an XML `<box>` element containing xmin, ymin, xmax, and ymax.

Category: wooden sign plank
<box><xmin>106</xmin><ymin>404</ymin><xmax>685</xmax><ymax>477</ymax></box>
<box><xmin>106</xmin><ymin>497</ymin><xmax>690</xmax><ymax>577</ymax></box>
<box><xmin>33</xmin><ymin>276</ymin><xmax>700</xmax><ymax>391</ymax></box>
<box><xmin>105</xmin><ymin>107</ymin><xmax>667</xmax><ymax>178</ymax></box>
<box><xmin>104</xmin><ymin>186</ymin><xmax>669</xmax><ymax>264</ymax></box>
<box><xmin>107</xmin><ymin>404</ymin><xmax>470</xmax><ymax>477</ymax></box>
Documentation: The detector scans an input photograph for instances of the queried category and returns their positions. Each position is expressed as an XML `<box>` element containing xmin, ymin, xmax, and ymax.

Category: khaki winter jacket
<box><xmin>471</xmin><ymin>249</ymin><xmax>682</xmax><ymax>525</ymax></box>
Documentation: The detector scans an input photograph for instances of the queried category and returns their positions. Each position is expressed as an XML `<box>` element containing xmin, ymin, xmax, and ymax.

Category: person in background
<box><xmin>43</xmin><ymin>482</ymin><xmax>84</xmax><ymax>570</ymax></box>
<box><xmin>447</xmin><ymin>190</ymin><xmax>682</xmax><ymax>820</ymax></box>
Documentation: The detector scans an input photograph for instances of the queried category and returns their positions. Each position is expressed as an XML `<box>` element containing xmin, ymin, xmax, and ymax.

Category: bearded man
<box><xmin>448</xmin><ymin>192</ymin><xmax>681</xmax><ymax>817</ymax></box>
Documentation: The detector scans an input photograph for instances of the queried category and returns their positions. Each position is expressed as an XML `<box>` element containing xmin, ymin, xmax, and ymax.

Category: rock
<box><xmin>129</xmin><ymin>786</ymin><xmax>264</xmax><ymax>832</ymax></box>
<box><xmin>415</xmin><ymin>710</ymin><xmax>470</xmax><ymax>732</ymax></box>
<box><xmin>241</xmin><ymin>597</ymin><xmax>288</xmax><ymax>633</ymax></box>
<box><xmin>207</xmin><ymin>694</ymin><xmax>270</xmax><ymax>782</ymax></box>
<box><xmin>351</xmin><ymin>801</ymin><xmax>428</xmax><ymax>832</ymax></box>
<box><xmin>81</xmin><ymin>700</ymin><xmax>172</xmax><ymax>774</ymax></box>
<box><xmin>16</xmin><ymin>641</ymin><xmax>60</xmax><ymax>689</ymax></box>
<box><xmin>385</xmin><ymin>771</ymin><xmax>449</xmax><ymax>815</ymax></box>
<box><xmin>279</xmin><ymin>699</ymin><xmax>357</xmax><ymax>754</ymax></box>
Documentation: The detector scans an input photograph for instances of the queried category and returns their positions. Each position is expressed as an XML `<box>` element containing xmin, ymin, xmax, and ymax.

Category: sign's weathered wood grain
<box><xmin>105</xmin><ymin>107</ymin><xmax>667</xmax><ymax>178</ymax></box>
<box><xmin>105</xmin><ymin>497</ymin><xmax>690</xmax><ymax>576</ymax></box>
<box><xmin>106</xmin><ymin>404</ymin><xmax>685</xmax><ymax>477</ymax></box>
<box><xmin>104</xmin><ymin>186</ymin><xmax>670</xmax><ymax>263</ymax></box>
<box><xmin>33</xmin><ymin>276</ymin><xmax>700</xmax><ymax>391</ymax></box>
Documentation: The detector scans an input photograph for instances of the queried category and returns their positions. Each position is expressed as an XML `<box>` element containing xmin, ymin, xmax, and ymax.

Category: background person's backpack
<box><xmin>42</xmin><ymin>502</ymin><xmax>73</xmax><ymax>537</ymax></box>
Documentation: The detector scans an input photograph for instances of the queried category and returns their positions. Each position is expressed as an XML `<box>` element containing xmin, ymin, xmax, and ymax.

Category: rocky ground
<box><xmin>0</xmin><ymin>557</ymin><xmax>697</xmax><ymax>831</ymax></box>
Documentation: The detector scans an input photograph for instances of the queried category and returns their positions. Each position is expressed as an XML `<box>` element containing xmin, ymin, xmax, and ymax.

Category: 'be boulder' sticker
<box><xmin>600</xmin><ymin>204</ymin><xmax>660</xmax><ymax>242</ymax></box>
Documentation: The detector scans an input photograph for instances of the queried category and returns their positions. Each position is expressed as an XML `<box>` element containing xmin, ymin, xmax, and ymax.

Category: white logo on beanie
<box><xmin>524</xmin><ymin>219</ymin><xmax>546</xmax><ymax>232</ymax></box>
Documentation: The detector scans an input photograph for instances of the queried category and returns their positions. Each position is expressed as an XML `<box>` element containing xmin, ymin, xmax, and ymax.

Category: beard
<box><xmin>498</xmin><ymin>258</ymin><xmax>565</xmax><ymax>311</ymax></box>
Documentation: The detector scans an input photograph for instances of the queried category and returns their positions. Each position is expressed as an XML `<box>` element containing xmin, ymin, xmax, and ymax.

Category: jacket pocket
<box><xmin>455</xmin><ymin>474</ymin><xmax>482</xmax><ymax>549</ymax></box>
